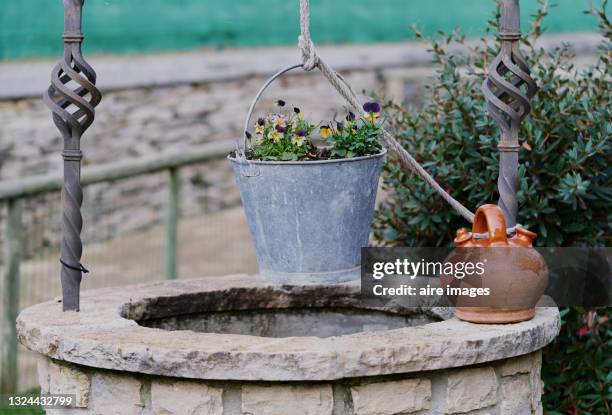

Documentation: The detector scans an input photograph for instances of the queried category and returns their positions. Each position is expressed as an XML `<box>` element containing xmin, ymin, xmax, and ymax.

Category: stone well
<box><xmin>17</xmin><ymin>275</ymin><xmax>560</xmax><ymax>415</ymax></box>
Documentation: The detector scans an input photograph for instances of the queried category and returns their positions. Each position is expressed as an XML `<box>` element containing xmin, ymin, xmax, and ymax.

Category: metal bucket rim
<box><xmin>228</xmin><ymin>147</ymin><xmax>387</xmax><ymax>166</ymax></box>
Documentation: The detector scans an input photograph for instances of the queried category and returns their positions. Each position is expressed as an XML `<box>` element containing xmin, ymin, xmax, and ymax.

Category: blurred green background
<box><xmin>0</xmin><ymin>0</ymin><xmax>600</xmax><ymax>60</ymax></box>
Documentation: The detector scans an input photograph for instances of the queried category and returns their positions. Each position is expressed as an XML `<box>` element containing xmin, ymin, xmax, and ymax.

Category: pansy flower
<box><xmin>276</xmin><ymin>99</ymin><xmax>286</xmax><ymax>107</ymax></box>
<box><xmin>271</xmin><ymin>114</ymin><xmax>287</xmax><ymax>129</ymax></box>
<box><xmin>293</xmin><ymin>106</ymin><xmax>303</xmax><ymax>120</ymax></box>
<box><xmin>346</xmin><ymin>111</ymin><xmax>356</xmax><ymax>122</ymax></box>
<box><xmin>292</xmin><ymin>128</ymin><xmax>307</xmax><ymax>146</ymax></box>
<box><xmin>255</xmin><ymin>117</ymin><xmax>266</xmax><ymax>134</ymax></box>
<box><xmin>363</xmin><ymin>101</ymin><xmax>381</xmax><ymax>121</ymax></box>
<box><xmin>270</xmin><ymin>129</ymin><xmax>283</xmax><ymax>142</ymax></box>
<box><xmin>320</xmin><ymin>125</ymin><xmax>331</xmax><ymax>139</ymax></box>
<box><xmin>269</xmin><ymin>124</ymin><xmax>285</xmax><ymax>142</ymax></box>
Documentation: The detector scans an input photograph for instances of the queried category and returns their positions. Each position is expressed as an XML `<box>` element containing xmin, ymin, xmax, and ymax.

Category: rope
<box><xmin>297</xmin><ymin>0</ymin><xmax>475</xmax><ymax>223</ymax></box>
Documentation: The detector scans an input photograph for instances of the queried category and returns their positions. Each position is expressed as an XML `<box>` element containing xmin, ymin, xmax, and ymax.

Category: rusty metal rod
<box><xmin>482</xmin><ymin>0</ymin><xmax>536</xmax><ymax>227</ymax></box>
<box><xmin>44</xmin><ymin>0</ymin><xmax>101</xmax><ymax>311</ymax></box>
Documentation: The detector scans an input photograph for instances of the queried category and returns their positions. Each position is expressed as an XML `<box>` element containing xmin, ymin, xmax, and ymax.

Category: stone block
<box><xmin>89</xmin><ymin>372</ymin><xmax>143</xmax><ymax>415</ymax></box>
<box><xmin>241</xmin><ymin>384</ymin><xmax>333</xmax><ymax>415</ymax></box>
<box><xmin>533</xmin><ymin>403</ymin><xmax>543</xmax><ymax>415</ymax></box>
<box><xmin>37</xmin><ymin>358</ymin><xmax>91</xmax><ymax>408</ymax></box>
<box><xmin>498</xmin><ymin>351</ymin><xmax>540</xmax><ymax>377</ymax></box>
<box><xmin>532</xmin><ymin>379</ymin><xmax>544</xmax><ymax>411</ymax></box>
<box><xmin>500</xmin><ymin>375</ymin><xmax>532</xmax><ymax>415</ymax></box>
<box><xmin>445</xmin><ymin>367</ymin><xmax>498</xmax><ymax>413</ymax></box>
<box><xmin>350</xmin><ymin>378</ymin><xmax>431</xmax><ymax>415</ymax></box>
<box><xmin>529</xmin><ymin>352</ymin><xmax>543</xmax><ymax>411</ymax></box>
<box><xmin>498</xmin><ymin>351</ymin><xmax>543</xmax><ymax>411</ymax></box>
<box><xmin>151</xmin><ymin>380</ymin><xmax>223</xmax><ymax>415</ymax></box>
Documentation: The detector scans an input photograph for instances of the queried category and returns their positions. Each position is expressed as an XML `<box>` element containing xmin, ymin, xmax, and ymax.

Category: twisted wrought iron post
<box><xmin>44</xmin><ymin>0</ymin><xmax>101</xmax><ymax>311</ymax></box>
<box><xmin>483</xmin><ymin>0</ymin><xmax>536</xmax><ymax>228</ymax></box>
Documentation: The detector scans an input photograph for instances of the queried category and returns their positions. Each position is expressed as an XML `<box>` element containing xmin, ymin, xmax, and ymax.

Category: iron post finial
<box><xmin>482</xmin><ymin>0</ymin><xmax>536</xmax><ymax>227</ymax></box>
<box><xmin>44</xmin><ymin>0</ymin><xmax>101</xmax><ymax>311</ymax></box>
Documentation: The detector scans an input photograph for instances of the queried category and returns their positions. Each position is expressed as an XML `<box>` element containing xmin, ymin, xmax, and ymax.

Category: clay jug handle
<box><xmin>472</xmin><ymin>204</ymin><xmax>507</xmax><ymax>245</ymax></box>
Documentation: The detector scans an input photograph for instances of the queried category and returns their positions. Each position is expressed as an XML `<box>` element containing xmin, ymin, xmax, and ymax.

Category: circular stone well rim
<box><xmin>17</xmin><ymin>274</ymin><xmax>560</xmax><ymax>382</ymax></box>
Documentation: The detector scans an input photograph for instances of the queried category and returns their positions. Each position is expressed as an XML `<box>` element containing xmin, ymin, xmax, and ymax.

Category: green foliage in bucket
<box><xmin>323</xmin><ymin>102</ymin><xmax>383</xmax><ymax>158</ymax></box>
<box><xmin>372</xmin><ymin>0</ymin><xmax>611</xmax><ymax>248</ymax></box>
<box><xmin>247</xmin><ymin>100</ymin><xmax>317</xmax><ymax>161</ymax></box>
<box><xmin>246</xmin><ymin>100</ymin><xmax>383</xmax><ymax>161</ymax></box>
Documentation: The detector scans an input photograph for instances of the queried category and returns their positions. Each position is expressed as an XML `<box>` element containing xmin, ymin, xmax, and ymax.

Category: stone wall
<box><xmin>0</xmin><ymin>54</ymin><xmax>425</xmax><ymax>257</ymax></box>
<box><xmin>39</xmin><ymin>351</ymin><xmax>544</xmax><ymax>415</ymax></box>
<box><xmin>0</xmin><ymin>35</ymin><xmax>600</xmax><ymax>256</ymax></box>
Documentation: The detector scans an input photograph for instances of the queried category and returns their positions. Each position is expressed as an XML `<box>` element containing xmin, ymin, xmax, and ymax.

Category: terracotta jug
<box><xmin>441</xmin><ymin>204</ymin><xmax>548</xmax><ymax>324</ymax></box>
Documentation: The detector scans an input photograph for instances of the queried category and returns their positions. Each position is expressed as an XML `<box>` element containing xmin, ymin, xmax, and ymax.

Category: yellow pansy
<box><xmin>363</xmin><ymin>112</ymin><xmax>380</xmax><ymax>122</ymax></box>
<box><xmin>272</xmin><ymin>115</ymin><xmax>287</xmax><ymax>129</ymax></box>
<box><xmin>320</xmin><ymin>125</ymin><xmax>331</xmax><ymax>139</ymax></box>
<box><xmin>270</xmin><ymin>130</ymin><xmax>283</xmax><ymax>142</ymax></box>
<box><xmin>362</xmin><ymin>101</ymin><xmax>382</xmax><ymax>122</ymax></box>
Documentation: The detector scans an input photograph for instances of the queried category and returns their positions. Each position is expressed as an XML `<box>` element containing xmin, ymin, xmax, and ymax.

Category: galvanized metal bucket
<box><xmin>230</xmin><ymin>64</ymin><xmax>386</xmax><ymax>284</ymax></box>
<box><xmin>229</xmin><ymin>151</ymin><xmax>385</xmax><ymax>284</ymax></box>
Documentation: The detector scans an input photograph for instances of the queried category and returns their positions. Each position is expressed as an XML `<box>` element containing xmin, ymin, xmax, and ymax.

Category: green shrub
<box><xmin>542</xmin><ymin>307</ymin><xmax>611</xmax><ymax>414</ymax></box>
<box><xmin>373</xmin><ymin>1</ymin><xmax>611</xmax><ymax>248</ymax></box>
<box><xmin>371</xmin><ymin>1</ymin><xmax>611</xmax><ymax>412</ymax></box>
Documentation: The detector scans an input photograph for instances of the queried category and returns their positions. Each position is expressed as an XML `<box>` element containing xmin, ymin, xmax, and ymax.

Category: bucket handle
<box><xmin>236</xmin><ymin>64</ymin><xmax>304</xmax><ymax>160</ymax></box>
<box><xmin>236</xmin><ymin>63</ymin><xmax>359</xmax><ymax>160</ymax></box>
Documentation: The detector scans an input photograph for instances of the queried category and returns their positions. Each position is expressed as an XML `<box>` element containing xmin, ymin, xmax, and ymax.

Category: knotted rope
<box><xmin>297</xmin><ymin>0</ymin><xmax>474</xmax><ymax>223</ymax></box>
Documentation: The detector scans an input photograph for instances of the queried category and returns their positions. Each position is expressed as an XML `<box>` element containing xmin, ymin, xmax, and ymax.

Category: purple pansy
<box><xmin>363</xmin><ymin>101</ymin><xmax>381</xmax><ymax>113</ymax></box>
